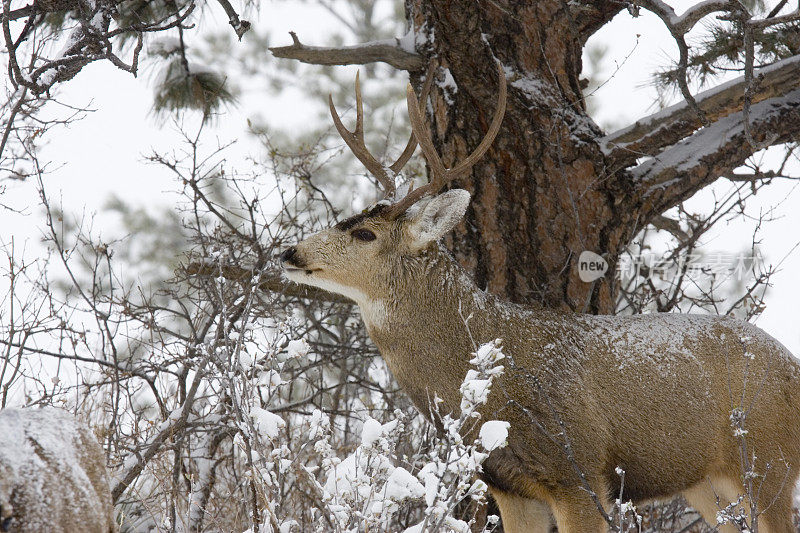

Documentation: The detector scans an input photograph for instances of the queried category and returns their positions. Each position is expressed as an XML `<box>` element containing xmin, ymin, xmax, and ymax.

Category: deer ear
<box><xmin>407</xmin><ymin>189</ymin><xmax>470</xmax><ymax>248</ymax></box>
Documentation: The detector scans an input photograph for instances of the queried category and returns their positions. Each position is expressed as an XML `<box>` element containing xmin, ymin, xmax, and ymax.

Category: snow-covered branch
<box><xmin>631</xmin><ymin>88</ymin><xmax>800</xmax><ymax>214</ymax></box>
<box><xmin>111</xmin><ymin>354</ymin><xmax>212</xmax><ymax>502</ymax></box>
<box><xmin>634</xmin><ymin>0</ymin><xmax>729</xmax><ymax>35</ymax></box>
<box><xmin>629</xmin><ymin>0</ymin><xmax>724</xmax><ymax>124</ymax></box>
<box><xmin>622</xmin><ymin>0</ymin><xmax>800</xmax><ymax>150</ymax></box>
<box><xmin>310</xmin><ymin>340</ymin><xmax>509</xmax><ymax>533</ymax></box>
<box><xmin>269</xmin><ymin>31</ymin><xmax>425</xmax><ymax>71</ymax></box>
<box><xmin>2</xmin><ymin>0</ymin><xmax>195</xmax><ymax>95</ymax></box>
<box><xmin>601</xmin><ymin>54</ymin><xmax>800</xmax><ymax>167</ymax></box>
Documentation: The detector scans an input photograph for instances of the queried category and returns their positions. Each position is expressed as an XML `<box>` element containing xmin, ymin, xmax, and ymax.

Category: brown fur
<box><xmin>0</xmin><ymin>408</ymin><xmax>115</xmax><ymax>533</ymax></box>
<box><xmin>283</xmin><ymin>192</ymin><xmax>800</xmax><ymax>533</ymax></box>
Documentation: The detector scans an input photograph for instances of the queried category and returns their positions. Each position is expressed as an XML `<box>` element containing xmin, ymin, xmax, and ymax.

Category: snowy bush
<box><xmin>265</xmin><ymin>339</ymin><xmax>510</xmax><ymax>533</ymax></box>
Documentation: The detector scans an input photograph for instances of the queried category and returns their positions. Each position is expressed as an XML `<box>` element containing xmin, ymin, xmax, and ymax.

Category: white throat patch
<box><xmin>283</xmin><ymin>269</ymin><xmax>388</xmax><ymax>329</ymax></box>
<box><xmin>284</xmin><ymin>271</ymin><xmax>368</xmax><ymax>304</ymax></box>
<box><xmin>360</xmin><ymin>299</ymin><xmax>388</xmax><ymax>329</ymax></box>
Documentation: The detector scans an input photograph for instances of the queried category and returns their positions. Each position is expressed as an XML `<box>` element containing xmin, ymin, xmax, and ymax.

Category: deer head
<box><xmin>280</xmin><ymin>64</ymin><xmax>506</xmax><ymax>306</ymax></box>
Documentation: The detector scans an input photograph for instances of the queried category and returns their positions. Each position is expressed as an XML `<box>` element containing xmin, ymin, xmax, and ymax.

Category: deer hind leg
<box><xmin>491</xmin><ymin>490</ymin><xmax>553</xmax><ymax>533</ymax></box>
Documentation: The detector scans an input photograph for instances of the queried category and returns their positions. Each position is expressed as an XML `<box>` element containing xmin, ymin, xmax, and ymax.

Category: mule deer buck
<box><xmin>280</xmin><ymin>64</ymin><xmax>800</xmax><ymax>533</ymax></box>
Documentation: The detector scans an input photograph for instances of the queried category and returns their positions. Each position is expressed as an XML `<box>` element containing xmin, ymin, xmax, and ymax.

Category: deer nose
<box><xmin>280</xmin><ymin>247</ymin><xmax>297</xmax><ymax>264</ymax></box>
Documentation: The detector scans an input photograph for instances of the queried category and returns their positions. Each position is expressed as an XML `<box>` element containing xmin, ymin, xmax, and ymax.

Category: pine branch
<box><xmin>635</xmin><ymin>0</ymin><xmax>729</xmax><ymax>34</ymax></box>
<box><xmin>749</xmin><ymin>7</ymin><xmax>800</xmax><ymax>28</ymax></box>
<box><xmin>632</xmin><ymin>0</ymin><xmax>733</xmax><ymax>126</ymax></box>
<box><xmin>181</xmin><ymin>262</ymin><xmax>351</xmax><ymax>304</ymax></box>
<box><xmin>601</xmin><ymin>54</ymin><xmax>800</xmax><ymax>168</ymax></box>
<box><xmin>630</xmin><ymin>87</ymin><xmax>800</xmax><ymax>217</ymax></box>
<box><xmin>622</xmin><ymin>0</ymin><xmax>800</xmax><ymax>163</ymax></box>
<box><xmin>269</xmin><ymin>31</ymin><xmax>424</xmax><ymax>71</ymax></box>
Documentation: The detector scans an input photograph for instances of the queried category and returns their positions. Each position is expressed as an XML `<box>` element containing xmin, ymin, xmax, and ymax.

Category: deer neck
<box><xmin>356</xmin><ymin>245</ymin><xmax>498</xmax><ymax>413</ymax></box>
<box><xmin>362</xmin><ymin>245</ymin><xmax>480</xmax><ymax>327</ymax></box>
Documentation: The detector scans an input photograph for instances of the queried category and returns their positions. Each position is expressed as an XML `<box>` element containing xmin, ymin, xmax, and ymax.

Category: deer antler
<box><xmin>385</xmin><ymin>62</ymin><xmax>507</xmax><ymax>218</ymax></box>
<box><xmin>328</xmin><ymin>64</ymin><xmax>436</xmax><ymax>199</ymax></box>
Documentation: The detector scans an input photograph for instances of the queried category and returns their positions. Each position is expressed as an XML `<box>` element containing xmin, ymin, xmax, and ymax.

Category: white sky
<box><xmin>2</xmin><ymin>1</ymin><xmax>799</xmax><ymax>355</ymax></box>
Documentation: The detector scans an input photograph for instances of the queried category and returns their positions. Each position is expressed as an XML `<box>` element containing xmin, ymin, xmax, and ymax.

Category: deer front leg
<box><xmin>491</xmin><ymin>490</ymin><xmax>553</xmax><ymax>533</ymax></box>
<box><xmin>549</xmin><ymin>487</ymin><xmax>610</xmax><ymax>533</ymax></box>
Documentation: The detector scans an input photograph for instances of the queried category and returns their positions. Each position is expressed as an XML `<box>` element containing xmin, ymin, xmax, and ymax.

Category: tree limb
<box><xmin>567</xmin><ymin>1</ymin><xmax>624</xmax><ymax>44</ymax></box>
<box><xmin>632</xmin><ymin>0</ymin><xmax>730</xmax><ymax>127</ymax></box>
<box><xmin>650</xmin><ymin>214</ymin><xmax>690</xmax><ymax>242</ymax></box>
<box><xmin>724</xmin><ymin>170</ymin><xmax>792</xmax><ymax>182</ymax></box>
<box><xmin>635</xmin><ymin>0</ymin><xmax>729</xmax><ymax>35</ymax></box>
<box><xmin>605</xmin><ymin>1</ymin><xmax>800</xmax><ymax>170</ymax></box>
<box><xmin>601</xmin><ymin>54</ymin><xmax>800</xmax><ymax>168</ymax></box>
<box><xmin>181</xmin><ymin>262</ymin><xmax>351</xmax><ymax>305</ymax></box>
<box><xmin>6</xmin><ymin>4</ymin><xmax>34</xmax><ymax>21</ymax></box>
<box><xmin>269</xmin><ymin>31</ymin><xmax>424</xmax><ymax>71</ymax></box>
<box><xmin>212</xmin><ymin>0</ymin><xmax>250</xmax><ymax>40</ymax></box>
<box><xmin>631</xmin><ymin>87</ymin><xmax>800</xmax><ymax>218</ymax></box>
<box><xmin>748</xmin><ymin>7</ymin><xmax>800</xmax><ymax>28</ymax></box>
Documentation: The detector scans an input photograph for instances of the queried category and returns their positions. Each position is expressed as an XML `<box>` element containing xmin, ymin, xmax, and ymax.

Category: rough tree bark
<box><xmin>403</xmin><ymin>1</ymin><xmax>620</xmax><ymax>313</ymax></box>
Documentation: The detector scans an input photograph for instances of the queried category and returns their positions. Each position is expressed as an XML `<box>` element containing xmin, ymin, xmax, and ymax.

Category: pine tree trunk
<box><xmin>407</xmin><ymin>1</ymin><xmax>627</xmax><ymax>313</ymax></box>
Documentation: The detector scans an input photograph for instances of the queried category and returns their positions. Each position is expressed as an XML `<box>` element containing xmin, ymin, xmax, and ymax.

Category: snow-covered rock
<box><xmin>0</xmin><ymin>408</ymin><xmax>115</xmax><ymax>532</ymax></box>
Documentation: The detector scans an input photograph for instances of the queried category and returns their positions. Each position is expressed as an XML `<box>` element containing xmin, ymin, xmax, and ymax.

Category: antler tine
<box><xmin>388</xmin><ymin>62</ymin><xmax>437</xmax><ymax>175</ymax></box>
<box><xmin>449</xmin><ymin>62</ymin><xmax>507</xmax><ymax>177</ymax></box>
<box><xmin>405</xmin><ymin>75</ymin><xmax>448</xmax><ymax>179</ymax></box>
<box><xmin>328</xmin><ymin>72</ymin><xmax>396</xmax><ymax>197</ymax></box>
<box><xmin>386</xmin><ymin>62</ymin><xmax>507</xmax><ymax>218</ymax></box>
<box><xmin>354</xmin><ymin>70</ymin><xmax>364</xmax><ymax>140</ymax></box>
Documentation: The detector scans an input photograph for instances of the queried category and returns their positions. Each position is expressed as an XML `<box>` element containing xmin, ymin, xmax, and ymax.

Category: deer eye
<box><xmin>351</xmin><ymin>228</ymin><xmax>376</xmax><ymax>242</ymax></box>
